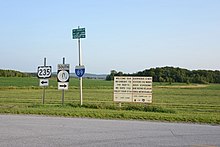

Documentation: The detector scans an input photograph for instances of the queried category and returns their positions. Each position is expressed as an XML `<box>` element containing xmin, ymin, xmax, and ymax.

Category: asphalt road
<box><xmin>0</xmin><ymin>115</ymin><xmax>219</xmax><ymax>147</ymax></box>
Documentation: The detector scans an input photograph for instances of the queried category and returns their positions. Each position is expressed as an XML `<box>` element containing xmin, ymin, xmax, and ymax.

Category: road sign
<box><xmin>58</xmin><ymin>82</ymin><xmax>68</xmax><ymax>90</ymax></box>
<box><xmin>75</xmin><ymin>65</ymin><xmax>85</xmax><ymax>78</ymax></box>
<box><xmin>39</xmin><ymin>79</ymin><xmax>49</xmax><ymax>87</ymax></box>
<box><xmin>57</xmin><ymin>71</ymin><xmax>69</xmax><ymax>82</ymax></box>
<box><xmin>72</xmin><ymin>28</ymin><xmax>86</xmax><ymax>39</ymax></box>
<box><xmin>57</xmin><ymin>64</ymin><xmax>70</xmax><ymax>82</ymax></box>
<box><xmin>37</xmin><ymin>66</ymin><xmax>52</xmax><ymax>78</ymax></box>
<box><xmin>114</xmin><ymin>76</ymin><xmax>152</xmax><ymax>103</ymax></box>
<box><xmin>58</xmin><ymin>64</ymin><xmax>70</xmax><ymax>70</ymax></box>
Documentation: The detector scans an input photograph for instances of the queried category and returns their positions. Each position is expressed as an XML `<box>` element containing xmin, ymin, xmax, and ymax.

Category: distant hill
<box><xmin>0</xmin><ymin>69</ymin><xmax>30</xmax><ymax>77</ymax></box>
<box><xmin>0</xmin><ymin>69</ymin><xmax>107</xmax><ymax>79</ymax></box>
<box><xmin>106</xmin><ymin>67</ymin><xmax>220</xmax><ymax>84</ymax></box>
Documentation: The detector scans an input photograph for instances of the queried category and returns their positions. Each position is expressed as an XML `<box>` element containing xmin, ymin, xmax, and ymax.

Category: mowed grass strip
<box><xmin>0</xmin><ymin>77</ymin><xmax>219</xmax><ymax>124</ymax></box>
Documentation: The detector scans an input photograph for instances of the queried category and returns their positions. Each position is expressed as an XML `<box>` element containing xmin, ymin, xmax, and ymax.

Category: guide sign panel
<box><xmin>72</xmin><ymin>28</ymin><xmax>86</xmax><ymax>39</ymax></box>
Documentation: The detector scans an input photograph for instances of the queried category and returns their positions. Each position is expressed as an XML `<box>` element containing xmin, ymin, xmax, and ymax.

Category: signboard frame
<box><xmin>114</xmin><ymin>76</ymin><xmax>152</xmax><ymax>103</ymax></box>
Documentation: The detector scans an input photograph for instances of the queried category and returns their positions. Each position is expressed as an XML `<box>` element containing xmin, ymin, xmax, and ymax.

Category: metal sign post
<box><xmin>42</xmin><ymin>58</ymin><xmax>46</xmax><ymax>104</ymax></box>
<box><xmin>78</xmin><ymin>36</ymin><xmax>83</xmax><ymax>106</ymax></box>
<box><xmin>62</xmin><ymin>57</ymin><xmax>65</xmax><ymax>105</ymax></box>
<box><xmin>37</xmin><ymin>58</ymin><xmax>52</xmax><ymax>104</ymax></box>
<box><xmin>72</xmin><ymin>26</ymin><xmax>86</xmax><ymax>106</ymax></box>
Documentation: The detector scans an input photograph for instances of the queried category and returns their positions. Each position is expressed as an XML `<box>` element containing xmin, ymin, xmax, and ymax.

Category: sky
<box><xmin>0</xmin><ymin>0</ymin><xmax>220</xmax><ymax>74</ymax></box>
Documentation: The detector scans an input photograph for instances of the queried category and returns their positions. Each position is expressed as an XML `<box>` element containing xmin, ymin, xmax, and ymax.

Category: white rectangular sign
<box><xmin>114</xmin><ymin>77</ymin><xmax>133</xmax><ymax>102</ymax></box>
<box><xmin>58</xmin><ymin>82</ymin><xmax>69</xmax><ymax>90</ymax></box>
<box><xmin>114</xmin><ymin>76</ymin><xmax>152</xmax><ymax>103</ymax></box>
<box><xmin>39</xmin><ymin>79</ymin><xmax>49</xmax><ymax>87</ymax></box>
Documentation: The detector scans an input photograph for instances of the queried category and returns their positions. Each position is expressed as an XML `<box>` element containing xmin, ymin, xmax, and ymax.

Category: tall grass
<box><xmin>0</xmin><ymin>77</ymin><xmax>219</xmax><ymax>124</ymax></box>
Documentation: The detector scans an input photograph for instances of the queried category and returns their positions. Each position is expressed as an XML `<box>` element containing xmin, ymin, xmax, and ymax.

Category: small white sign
<box><xmin>58</xmin><ymin>82</ymin><xmax>69</xmax><ymax>90</ymax></box>
<box><xmin>39</xmin><ymin>79</ymin><xmax>49</xmax><ymax>87</ymax></box>
<box><xmin>58</xmin><ymin>64</ymin><xmax>70</xmax><ymax>70</ymax></box>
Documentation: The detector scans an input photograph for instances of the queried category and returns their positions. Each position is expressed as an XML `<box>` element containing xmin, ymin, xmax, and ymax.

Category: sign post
<box><xmin>57</xmin><ymin>59</ymin><xmax>70</xmax><ymax>102</ymax></box>
<box><xmin>72</xmin><ymin>26</ymin><xmax>86</xmax><ymax>106</ymax></box>
<box><xmin>43</xmin><ymin>58</ymin><xmax>46</xmax><ymax>104</ymax></box>
<box><xmin>57</xmin><ymin>57</ymin><xmax>70</xmax><ymax>105</ymax></box>
<box><xmin>62</xmin><ymin>58</ymin><xmax>65</xmax><ymax>105</ymax></box>
<box><xmin>37</xmin><ymin>57</ymin><xmax>52</xmax><ymax>104</ymax></box>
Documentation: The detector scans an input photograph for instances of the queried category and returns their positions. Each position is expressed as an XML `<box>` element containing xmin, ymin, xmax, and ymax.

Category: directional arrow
<box><xmin>39</xmin><ymin>79</ymin><xmax>49</xmax><ymax>87</ymax></box>
<box><xmin>60</xmin><ymin>84</ymin><xmax>67</xmax><ymax>88</ymax></box>
<box><xmin>58</xmin><ymin>82</ymin><xmax>69</xmax><ymax>90</ymax></box>
<box><xmin>41</xmin><ymin>81</ymin><xmax>48</xmax><ymax>84</ymax></box>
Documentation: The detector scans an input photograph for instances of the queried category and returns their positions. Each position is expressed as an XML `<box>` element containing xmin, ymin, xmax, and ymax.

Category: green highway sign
<box><xmin>72</xmin><ymin>28</ymin><xmax>86</xmax><ymax>39</ymax></box>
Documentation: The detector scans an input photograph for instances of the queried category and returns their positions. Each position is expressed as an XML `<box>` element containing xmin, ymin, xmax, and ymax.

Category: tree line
<box><xmin>0</xmin><ymin>69</ymin><xmax>30</xmax><ymax>77</ymax></box>
<box><xmin>106</xmin><ymin>66</ymin><xmax>220</xmax><ymax>84</ymax></box>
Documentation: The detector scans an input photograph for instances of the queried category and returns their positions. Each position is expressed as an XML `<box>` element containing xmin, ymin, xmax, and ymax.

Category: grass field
<box><xmin>0</xmin><ymin>77</ymin><xmax>219</xmax><ymax>124</ymax></box>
